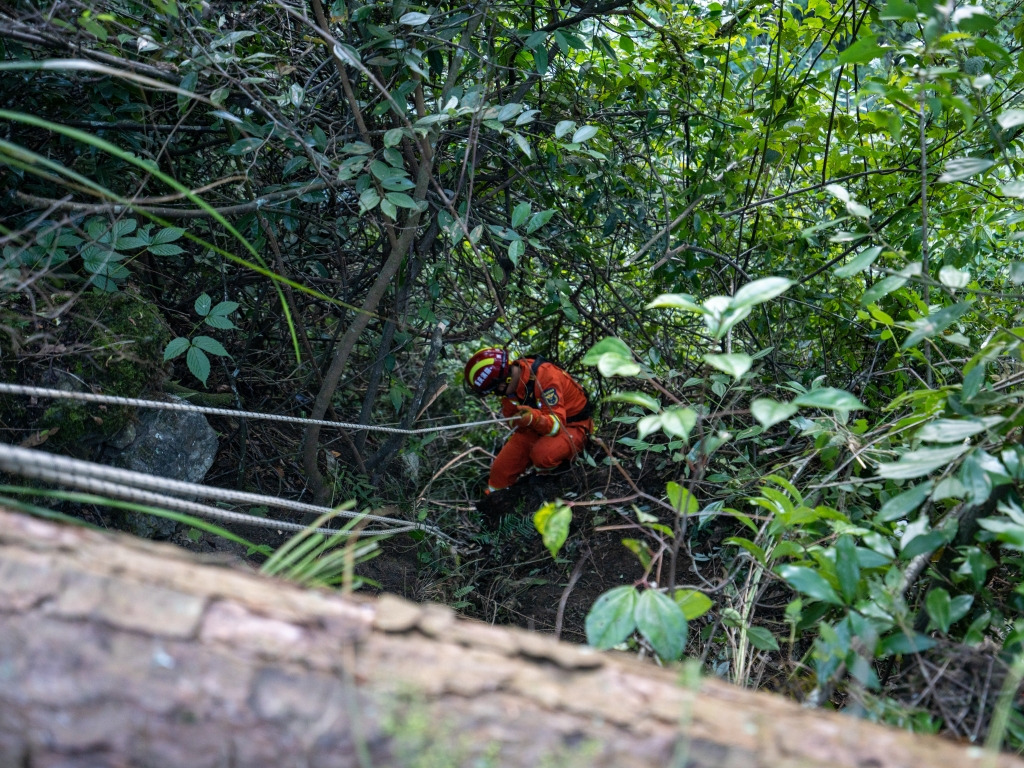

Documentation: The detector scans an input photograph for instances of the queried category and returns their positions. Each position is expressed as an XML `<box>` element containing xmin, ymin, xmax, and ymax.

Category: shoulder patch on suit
<box><xmin>542</xmin><ymin>387</ymin><xmax>559</xmax><ymax>407</ymax></box>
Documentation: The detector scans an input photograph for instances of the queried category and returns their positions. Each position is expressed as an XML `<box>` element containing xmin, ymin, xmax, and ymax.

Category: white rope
<box><xmin>0</xmin><ymin>443</ymin><xmax>450</xmax><ymax>541</ymax></box>
<box><xmin>0</xmin><ymin>383</ymin><xmax>511</xmax><ymax>435</ymax></box>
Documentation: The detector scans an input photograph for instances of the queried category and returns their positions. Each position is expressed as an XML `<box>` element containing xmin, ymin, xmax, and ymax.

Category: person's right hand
<box><xmin>513</xmin><ymin>406</ymin><xmax>535</xmax><ymax>429</ymax></box>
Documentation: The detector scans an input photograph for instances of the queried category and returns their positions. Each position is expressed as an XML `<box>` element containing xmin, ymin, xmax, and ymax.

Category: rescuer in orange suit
<box><xmin>464</xmin><ymin>348</ymin><xmax>593</xmax><ymax>493</ymax></box>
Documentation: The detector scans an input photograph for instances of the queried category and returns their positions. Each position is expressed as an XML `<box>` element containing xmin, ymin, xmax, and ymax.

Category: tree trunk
<box><xmin>0</xmin><ymin>508</ymin><xmax>1019</xmax><ymax>768</ymax></box>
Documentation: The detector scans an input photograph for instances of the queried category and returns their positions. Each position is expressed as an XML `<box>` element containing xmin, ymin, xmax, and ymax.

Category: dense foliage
<box><xmin>6</xmin><ymin>0</ymin><xmax>1024</xmax><ymax>750</ymax></box>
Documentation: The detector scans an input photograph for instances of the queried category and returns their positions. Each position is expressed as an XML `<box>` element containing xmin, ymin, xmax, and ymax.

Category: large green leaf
<box><xmin>834</xmin><ymin>246</ymin><xmax>881</xmax><ymax>277</ymax></box>
<box><xmin>751</xmin><ymin>397</ymin><xmax>797</xmax><ymax>428</ymax></box>
<box><xmin>186</xmin><ymin>346</ymin><xmax>211</xmax><ymax>385</ymax></box>
<box><xmin>731</xmin><ymin>277</ymin><xmax>794</xmax><ymax>309</ymax></box>
<box><xmin>838</xmin><ymin>35</ymin><xmax>887</xmax><ymax>64</ymax></box>
<box><xmin>704</xmin><ymin>353</ymin><xmax>751</xmax><ymax>380</ymax></box>
<box><xmin>582</xmin><ymin>337</ymin><xmax>633</xmax><ymax>365</ymax></box>
<box><xmin>660</xmin><ymin>407</ymin><xmax>696</xmax><ymax>439</ymax></box>
<box><xmin>938</xmin><ymin>157</ymin><xmax>995</xmax><ymax>183</ymax></box>
<box><xmin>634</xmin><ymin>589</ymin><xmax>687</xmax><ymax>660</ymax></box>
<box><xmin>876</xmin><ymin>481</ymin><xmax>933</xmax><ymax>522</ymax></box>
<box><xmin>533</xmin><ymin>502</ymin><xmax>572</xmax><ymax>559</ymax></box>
<box><xmin>917</xmin><ymin>417</ymin><xmax>1002</xmax><ymax>443</ymax></box>
<box><xmin>605</xmin><ymin>391</ymin><xmax>661</xmax><ymax>411</ymax></box>
<box><xmin>792</xmin><ymin>388</ymin><xmax>864</xmax><ymax>411</ymax></box>
<box><xmin>674</xmin><ymin>589</ymin><xmax>713</xmax><ymax>619</ymax></box>
<box><xmin>666</xmin><ymin>481</ymin><xmax>698</xmax><ymax>516</ymax></box>
<box><xmin>776</xmin><ymin>565</ymin><xmax>843</xmax><ymax>605</ymax></box>
<box><xmin>745</xmin><ymin>626</ymin><xmax>780</xmax><ymax>652</ymax></box>
<box><xmin>876</xmin><ymin>445</ymin><xmax>971</xmax><ymax>479</ymax></box>
<box><xmin>925</xmin><ymin>588</ymin><xmax>952</xmax><ymax>633</ymax></box>
<box><xmin>585</xmin><ymin>586</ymin><xmax>638</xmax><ymax>650</ymax></box>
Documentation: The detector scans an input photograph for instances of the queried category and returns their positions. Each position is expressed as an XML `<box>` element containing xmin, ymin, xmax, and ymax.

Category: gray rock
<box><xmin>103</xmin><ymin>398</ymin><xmax>218</xmax><ymax>539</ymax></box>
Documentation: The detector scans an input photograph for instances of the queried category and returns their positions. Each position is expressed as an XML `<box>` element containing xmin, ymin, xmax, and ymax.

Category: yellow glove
<box><xmin>513</xmin><ymin>406</ymin><xmax>535</xmax><ymax>429</ymax></box>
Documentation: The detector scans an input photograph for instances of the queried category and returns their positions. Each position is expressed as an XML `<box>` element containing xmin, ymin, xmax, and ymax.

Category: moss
<box><xmin>40</xmin><ymin>289</ymin><xmax>171</xmax><ymax>448</ymax></box>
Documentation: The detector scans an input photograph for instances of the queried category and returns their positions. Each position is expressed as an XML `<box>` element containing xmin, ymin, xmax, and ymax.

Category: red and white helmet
<box><xmin>464</xmin><ymin>347</ymin><xmax>509</xmax><ymax>394</ymax></box>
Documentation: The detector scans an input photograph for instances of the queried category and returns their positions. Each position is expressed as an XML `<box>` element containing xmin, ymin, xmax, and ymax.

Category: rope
<box><xmin>0</xmin><ymin>443</ymin><xmax>449</xmax><ymax>541</ymax></box>
<box><xmin>0</xmin><ymin>383</ymin><xmax>512</xmax><ymax>435</ymax></box>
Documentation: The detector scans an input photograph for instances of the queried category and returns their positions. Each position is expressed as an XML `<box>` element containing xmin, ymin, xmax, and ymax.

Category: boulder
<box><xmin>102</xmin><ymin>398</ymin><xmax>218</xmax><ymax>538</ymax></box>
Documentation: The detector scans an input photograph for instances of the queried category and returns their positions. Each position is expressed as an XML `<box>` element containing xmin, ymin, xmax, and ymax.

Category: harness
<box><xmin>519</xmin><ymin>356</ymin><xmax>594</xmax><ymax>424</ymax></box>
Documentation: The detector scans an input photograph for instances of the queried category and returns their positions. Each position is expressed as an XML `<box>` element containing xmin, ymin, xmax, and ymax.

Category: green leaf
<box><xmin>511</xmin><ymin>201</ymin><xmax>532</xmax><ymax>229</ymax></box>
<box><xmin>775</xmin><ymin>565</ymin><xmax>843</xmax><ymax>605</ymax></box>
<box><xmin>876</xmin><ymin>445</ymin><xmax>970</xmax><ymax>479</ymax></box>
<box><xmin>186</xmin><ymin>346</ymin><xmax>211</xmax><ymax>385</ymax></box>
<box><xmin>660</xmin><ymin>407</ymin><xmax>696</xmax><ymax>439</ymax></box>
<box><xmin>835</xmin><ymin>535</ymin><xmax>860</xmax><ymax>604</ymax></box>
<box><xmin>572</xmin><ymin>125</ymin><xmax>599</xmax><ymax>143</ymax></box>
<box><xmin>605</xmin><ymin>391</ymin><xmax>660</xmax><ymax>411</ymax></box>
<box><xmin>666</xmin><ymin>481</ymin><xmax>698</xmax><ymax>516</ymax></box>
<box><xmin>834</xmin><ymin>246</ymin><xmax>881</xmax><ymax>277</ymax></box>
<box><xmin>147</xmin><ymin>243</ymin><xmax>184</xmax><ymax>256</ymax></box>
<box><xmin>939</xmin><ymin>265</ymin><xmax>971</xmax><ymax>290</ymax></box>
<box><xmin>838</xmin><ymin>34</ymin><xmax>887</xmax><ymax>65</ymax></box>
<box><xmin>938</xmin><ymin>157</ymin><xmax>995</xmax><ymax>183</ymax></box>
<box><xmin>115</xmin><ymin>236</ymin><xmax>150</xmax><ymax>250</ymax></box>
<box><xmin>751</xmin><ymin>398</ymin><xmax>797</xmax><ymax>428</ymax></box>
<box><xmin>704</xmin><ymin>353</ymin><xmax>752</xmax><ymax>380</ymax></box>
<box><xmin>879</xmin><ymin>630</ymin><xmax>936</xmax><ymax>655</ymax></box>
<box><xmin>949</xmin><ymin>594</ymin><xmax>974</xmax><ymax>626</ymax></box>
<box><xmin>674</xmin><ymin>589</ymin><xmax>713</xmax><ymax>620</ymax></box>
<box><xmin>880</xmin><ymin>0</ymin><xmax>918</xmax><ymax>18</ymax></box>
<box><xmin>380</xmin><ymin>198</ymin><xmax>398</xmax><ymax>221</ymax></box>
<box><xmin>191</xmin><ymin>335</ymin><xmax>229</xmax><ymax>356</ymax></box>
<box><xmin>204</xmin><ymin>314</ymin><xmax>236</xmax><ymax>330</ymax></box>
<box><xmin>918</xmin><ymin>417</ymin><xmax>1002</xmax><ymax>443</ymax></box>
<box><xmin>370</xmin><ymin>160</ymin><xmax>394</xmax><ymax>180</ymax></box>
<box><xmin>226</xmin><ymin>138</ymin><xmax>263</xmax><ymax>156</ymax></box>
<box><xmin>359</xmin><ymin>188</ymin><xmax>380</xmax><ymax>213</ymax></box>
<box><xmin>583</xmin><ymin>337</ymin><xmax>634</xmax><ymax>365</ymax></box>
<box><xmin>925</xmin><ymin>588</ymin><xmax>952</xmax><ymax>633</ymax></box>
<box><xmin>526</xmin><ymin>209</ymin><xmax>555</xmax><ymax>233</ymax></box>
<box><xmin>210</xmin><ymin>301</ymin><xmax>239</xmax><ymax>317</ymax></box>
<box><xmin>152</xmin><ymin>227</ymin><xmax>185</xmax><ymax>245</ymax></box>
<box><xmin>635</xmin><ymin>589</ymin><xmax>687</xmax><ymax>660</ymax></box>
<box><xmin>637</xmin><ymin>414</ymin><xmax>663</xmax><ymax>440</ymax></box>
<box><xmin>399</xmin><ymin>11</ymin><xmax>431</xmax><ymax>25</ymax></box>
<box><xmin>730</xmin><ymin>277</ymin><xmax>794</xmax><ymax>309</ymax></box>
<box><xmin>497</xmin><ymin>102</ymin><xmax>523</xmax><ymax>122</ymax></box>
<box><xmin>194</xmin><ymin>293</ymin><xmax>212</xmax><ymax>317</ymax></box>
<box><xmin>646</xmin><ymin>293</ymin><xmax>705</xmax><ymax>312</ymax></box>
<box><xmin>727</xmin><ymin>536</ymin><xmax>767</xmax><ymax>564</ymax></box>
<box><xmin>792</xmin><ymin>387</ymin><xmax>864</xmax><ymax>411</ymax></box>
<box><xmin>597</xmin><ymin>353</ymin><xmax>641</xmax><ymax>377</ymax></box>
<box><xmin>585</xmin><ymin>586</ymin><xmax>638</xmax><ymax>649</ymax></box>
<box><xmin>900</xmin><ymin>302</ymin><xmax>974</xmax><ymax>349</ymax></box>
<box><xmin>861</xmin><ymin>275</ymin><xmax>907</xmax><ymax>305</ymax></box>
<box><xmin>283</xmin><ymin>156</ymin><xmax>308</xmax><ymax>178</ymax></box>
<box><xmin>998</xmin><ymin>110</ymin><xmax>1024</xmax><ymax>130</ymax></box>
<box><xmin>745</xmin><ymin>626</ymin><xmax>780</xmax><ymax>652</ymax></box>
<box><xmin>554</xmin><ymin>120</ymin><xmax>575</xmax><ymax>139</ymax></box>
<box><xmin>513</xmin><ymin>133</ymin><xmax>532</xmax><ymax>159</ymax></box>
<box><xmin>508</xmin><ymin>239</ymin><xmax>525</xmax><ymax>265</ymax></box>
<box><xmin>877</xmin><ymin>481</ymin><xmax>933</xmax><ymax>522</ymax></box>
<box><xmin>533</xmin><ymin>501</ymin><xmax>571</xmax><ymax>559</ymax></box>
<box><xmin>384</xmin><ymin>128</ymin><xmax>405</xmax><ymax>147</ymax></box>
<box><xmin>386</xmin><ymin>192</ymin><xmax>418</xmax><ymax>209</ymax></box>
<box><xmin>163</xmin><ymin>337</ymin><xmax>190</xmax><ymax>361</ymax></box>
<box><xmin>902</xmin><ymin>530</ymin><xmax>948</xmax><ymax>559</ymax></box>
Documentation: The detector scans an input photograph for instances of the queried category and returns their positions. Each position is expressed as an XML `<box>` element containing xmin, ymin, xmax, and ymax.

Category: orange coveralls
<box><xmin>488</xmin><ymin>358</ymin><xmax>593</xmax><ymax>492</ymax></box>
